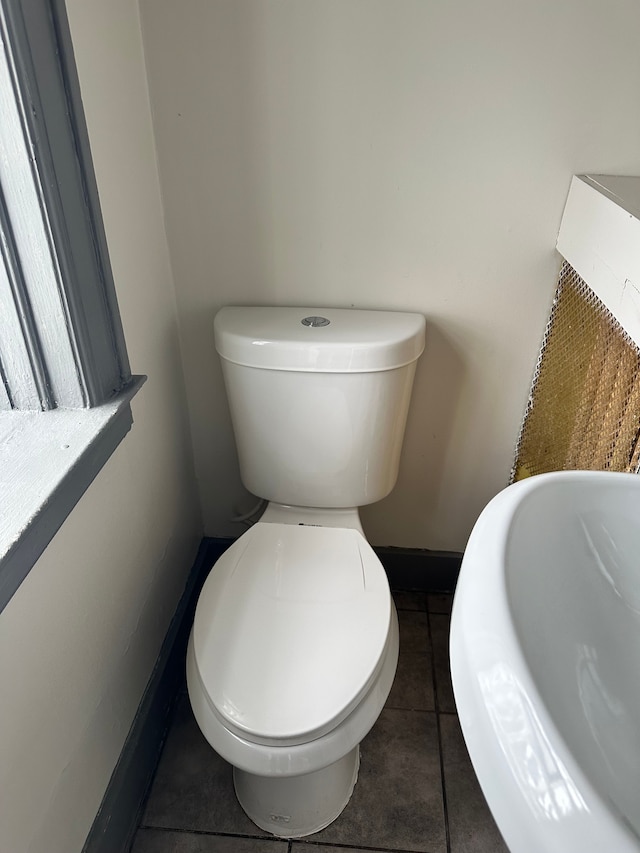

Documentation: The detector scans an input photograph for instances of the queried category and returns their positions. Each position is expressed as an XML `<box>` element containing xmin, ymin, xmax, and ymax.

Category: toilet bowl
<box><xmin>187</xmin><ymin>306</ymin><xmax>425</xmax><ymax>837</ymax></box>
<box><xmin>187</xmin><ymin>509</ymin><xmax>399</xmax><ymax>837</ymax></box>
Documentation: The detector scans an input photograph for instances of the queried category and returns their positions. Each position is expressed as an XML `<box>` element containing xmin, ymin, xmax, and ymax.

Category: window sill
<box><xmin>0</xmin><ymin>376</ymin><xmax>146</xmax><ymax>613</ymax></box>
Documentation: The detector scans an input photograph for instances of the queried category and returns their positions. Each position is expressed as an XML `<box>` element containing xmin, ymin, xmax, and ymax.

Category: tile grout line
<box><xmin>393</xmin><ymin>589</ymin><xmax>434</xmax><ymax>612</ymax></box>
<box><xmin>393</xmin><ymin>594</ymin><xmax>452</xmax><ymax>617</ymax></box>
<box><xmin>427</xmin><ymin>607</ymin><xmax>452</xmax><ymax>853</ymax></box>
<box><xmin>137</xmin><ymin>824</ymin><xmax>275</xmax><ymax>842</ymax></box>
<box><xmin>137</xmin><ymin>824</ymin><xmax>445</xmax><ymax>853</ymax></box>
<box><xmin>295</xmin><ymin>839</ymin><xmax>447</xmax><ymax>852</ymax></box>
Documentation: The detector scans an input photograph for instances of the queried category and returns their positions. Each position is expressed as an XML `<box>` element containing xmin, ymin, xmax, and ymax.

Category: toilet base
<box><xmin>233</xmin><ymin>745</ymin><xmax>360</xmax><ymax>838</ymax></box>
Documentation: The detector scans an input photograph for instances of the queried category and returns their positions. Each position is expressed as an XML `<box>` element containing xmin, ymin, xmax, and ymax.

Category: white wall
<box><xmin>139</xmin><ymin>0</ymin><xmax>640</xmax><ymax>550</ymax></box>
<box><xmin>0</xmin><ymin>2</ymin><xmax>202</xmax><ymax>852</ymax></box>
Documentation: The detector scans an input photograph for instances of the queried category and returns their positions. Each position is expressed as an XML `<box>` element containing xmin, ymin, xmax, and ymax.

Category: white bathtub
<box><xmin>451</xmin><ymin>471</ymin><xmax>640</xmax><ymax>853</ymax></box>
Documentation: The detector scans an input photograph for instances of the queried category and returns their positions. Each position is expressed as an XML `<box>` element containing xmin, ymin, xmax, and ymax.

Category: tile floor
<box><xmin>131</xmin><ymin>591</ymin><xmax>508</xmax><ymax>853</ymax></box>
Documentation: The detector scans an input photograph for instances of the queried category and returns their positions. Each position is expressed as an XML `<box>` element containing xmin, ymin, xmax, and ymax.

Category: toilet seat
<box><xmin>191</xmin><ymin>522</ymin><xmax>391</xmax><ymax>747</ymax></box>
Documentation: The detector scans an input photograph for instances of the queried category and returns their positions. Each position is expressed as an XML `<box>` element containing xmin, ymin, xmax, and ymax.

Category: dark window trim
<box><xmin>0</xmin><ymin>0</ymin><xmax>145</xmax><ymax>612</ymax></box>
<box><xmin>0</xmin><ymin>377</ymin><xmax>146</xmax><ymax>612</ymax></box>
<box><xmin>1</xmin><ymin>0</ymin><xmax>132</xmax><ymax>409</ymax></box>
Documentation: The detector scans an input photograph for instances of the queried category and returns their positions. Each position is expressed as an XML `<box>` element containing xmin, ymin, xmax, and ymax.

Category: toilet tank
<box><xmin>214</xmin><ymin>306</ymin><xmax>425</xmax><ymax>508</ymax></box>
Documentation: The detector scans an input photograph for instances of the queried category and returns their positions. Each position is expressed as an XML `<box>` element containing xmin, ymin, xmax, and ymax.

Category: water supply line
<box><xmin>230</xmin><ymin>498</ymin><xmax>267</xmax><ymax>528</ymax></box>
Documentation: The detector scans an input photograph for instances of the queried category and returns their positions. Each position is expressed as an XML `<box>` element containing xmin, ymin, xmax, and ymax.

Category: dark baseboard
<box><xmin>82</xmin><ymin>537</ymin><xmax>233</xmax><ymax>853</ymax></box>
<box><xmin>82</xmin><ymin>535</ymin><xmax>459</xmax><ymax>853</ymax></box>
<box><xmin>375</xmin><ymin>545</ymin><xmax>462</xmax><ymax>593</ymax></box>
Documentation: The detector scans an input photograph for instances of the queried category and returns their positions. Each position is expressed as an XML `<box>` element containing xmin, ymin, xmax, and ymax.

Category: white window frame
<box><xmin>0</xmin><ymin>0</ymin><xmax>144</xmax><ymax>611</ymax></box>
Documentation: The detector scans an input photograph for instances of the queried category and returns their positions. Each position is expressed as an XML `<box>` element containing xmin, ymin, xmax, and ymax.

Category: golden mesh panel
<box><xmin>512</xmin><ymin>262</ymin><xmax>640</xmax><ymax>482</ymax></box>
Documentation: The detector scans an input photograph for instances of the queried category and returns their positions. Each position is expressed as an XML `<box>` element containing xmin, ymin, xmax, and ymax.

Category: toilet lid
<box><xmin>192</xmin><ymin>522</ymin><xmax>391</xmax><ymax>746</ymax></box>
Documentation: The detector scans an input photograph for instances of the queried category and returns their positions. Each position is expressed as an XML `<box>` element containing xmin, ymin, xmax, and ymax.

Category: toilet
<box><xmin>187</xmin><ymin>306</ymin><xmax>425</xmax><ymax>838</ymax></box>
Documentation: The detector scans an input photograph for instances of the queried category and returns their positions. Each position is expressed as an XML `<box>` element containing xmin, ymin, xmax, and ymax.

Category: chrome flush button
<box><xmin>301</xmin><ymin>316</ymin><xmax>330</xmax><ymax>327</ymax></box>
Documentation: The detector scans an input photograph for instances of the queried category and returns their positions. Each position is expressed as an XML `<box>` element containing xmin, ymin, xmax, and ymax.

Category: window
<box><xmin>0</xmin><ymin>0</ymin><xmax>144</xmax><ymax>611</ymax></box>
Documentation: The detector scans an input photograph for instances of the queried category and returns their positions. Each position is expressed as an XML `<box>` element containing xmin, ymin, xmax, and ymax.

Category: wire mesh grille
<box><xmin>512</xmin><ymin>261</ymin><xmax>640</xmax><ymax>482</ymax></box>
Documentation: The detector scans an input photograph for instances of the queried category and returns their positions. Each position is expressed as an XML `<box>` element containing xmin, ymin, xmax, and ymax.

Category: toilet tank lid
<box><xmin>214</xmin><ymin>306</ymin><xmax>426</xmax><ymax>372</ymax></box>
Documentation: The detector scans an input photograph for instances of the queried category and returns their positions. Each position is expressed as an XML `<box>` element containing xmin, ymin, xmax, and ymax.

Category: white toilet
<box><xmin>187</xmin><ymin>306</ymin><xmax>425</xmax><ymax>838</ymax></box>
